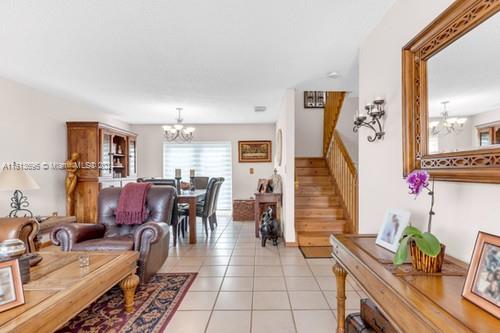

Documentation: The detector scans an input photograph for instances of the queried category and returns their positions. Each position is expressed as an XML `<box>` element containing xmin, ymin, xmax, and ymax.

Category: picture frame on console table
<box><xmin>375</xmin><ymin>209</ymin><xmax>411</xmax><ymax>253</ymax></box>
<box><xmin>462</xmin><ymin>231</ymin><xmax>500</xmax><ymax>318</ymax></box>
<box><xmin>0</xmin><ymin>259</ymin><xmax>25</xmax><ymax>312</ymax></box>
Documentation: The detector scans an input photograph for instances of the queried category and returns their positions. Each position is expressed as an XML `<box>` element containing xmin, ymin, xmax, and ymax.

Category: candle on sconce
<box><xmin>175</xmin><ymin>169</ymin><xmax>181</xmax><ymax>178</ymax></box>
<box><xmin>190</xmin><ymin>169</ymin><xmax>195</xmax><ymax>177</ymax></box>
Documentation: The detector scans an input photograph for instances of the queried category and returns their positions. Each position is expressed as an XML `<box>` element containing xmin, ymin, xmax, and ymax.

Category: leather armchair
<box><xmin>51</xmin><ymin>185</ymin><xmax>176</xmax><ymax>283</ymax></box>
<box><xmin>0</xmin><ymin>218</ymin><xmax>40</xmax><ymax>253</ymax></box>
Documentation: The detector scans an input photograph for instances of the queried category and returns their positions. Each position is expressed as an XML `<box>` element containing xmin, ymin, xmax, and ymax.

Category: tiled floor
<box><xmin>162</xmin><ymin>215</ymin><xmax>366</xmax><ymax>333</ymax></box>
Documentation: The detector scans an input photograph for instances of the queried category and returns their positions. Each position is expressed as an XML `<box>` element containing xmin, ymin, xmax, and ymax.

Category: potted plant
<box><xmin>393</xmin><ymin>170</ymin><xmax>445</xmax><ymax>273</ymax></box>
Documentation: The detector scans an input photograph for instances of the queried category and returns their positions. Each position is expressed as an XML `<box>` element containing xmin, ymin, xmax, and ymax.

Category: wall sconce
<box><xmin>353</xmin><ymin>99</ymin><xmax>385</xmax><ymax>142</ymax></box>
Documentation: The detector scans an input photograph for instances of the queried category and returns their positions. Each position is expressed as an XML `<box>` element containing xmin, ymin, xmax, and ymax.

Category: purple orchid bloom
<box><xmin>406</xmin><ymin>170</ymin><xmax>430</xmax><ymax>196</ymax></box>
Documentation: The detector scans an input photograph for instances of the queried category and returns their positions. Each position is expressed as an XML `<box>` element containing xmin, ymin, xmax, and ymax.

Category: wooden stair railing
<box><xmin>325</xmin><ymin>131</ymin><xmax>358</xmax><ymax>233</ymax></box>
<box><xmin>323</xmin><ymin>91</ymin><xmax>346</xmax><ymax>156</ymax></box>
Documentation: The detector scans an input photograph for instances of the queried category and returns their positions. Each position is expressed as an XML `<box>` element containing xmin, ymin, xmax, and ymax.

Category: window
<box><xmin>163</xmin><ymin>142</ymin><xmax>232</xmax><ymax>210</ymax></box>
<box><xmin>479</xmin><ymin>131</ymin><xmax>491</xmax><ymax>146</ymax></box>
<box><xmin>428</xmin><ymin>135</ymin><xmax>439</xmax><ymax>154</ymax></box>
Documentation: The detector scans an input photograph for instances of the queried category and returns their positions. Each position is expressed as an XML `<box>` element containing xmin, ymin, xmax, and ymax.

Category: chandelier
<box><xmin>162</xmin><ymin>108</ymin><xmax>195</xmax><ymax>143</ymax></box>
<box><xmin>429</xmin><ymin>101</ymin><xmax>467</xmax><ymax>136</ymax></box>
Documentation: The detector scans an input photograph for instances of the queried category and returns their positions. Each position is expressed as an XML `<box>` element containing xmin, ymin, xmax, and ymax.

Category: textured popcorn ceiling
<box><xmin>0</xmin><ymin>0</ymin><xmax>395</xmax><ymax>124</ymax></box>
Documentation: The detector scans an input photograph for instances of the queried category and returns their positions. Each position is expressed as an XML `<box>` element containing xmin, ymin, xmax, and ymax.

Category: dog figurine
<box><xmin>260</xmin><ymin>207</ymin><xmax>279</xmax><ymax>247</ymax></box>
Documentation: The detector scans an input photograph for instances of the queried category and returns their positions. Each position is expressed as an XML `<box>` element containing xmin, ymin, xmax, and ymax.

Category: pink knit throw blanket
<box><xmin>115</xmin><ymin>182</ymin><xmax>151</xmax><ymax>225</ymax></box>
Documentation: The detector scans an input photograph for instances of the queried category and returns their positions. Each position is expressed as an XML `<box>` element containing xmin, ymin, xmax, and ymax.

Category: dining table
<box><xmin>177</xmin><ymin>189</ymin><xmax>206</xmax><ymax>244</ymax></box>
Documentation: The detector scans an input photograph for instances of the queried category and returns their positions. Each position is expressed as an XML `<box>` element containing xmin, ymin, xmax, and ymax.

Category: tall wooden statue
<box><xmin>65</xmin><ymin>152</ymin><xmax>79</xmax><ymax>216</ymax></box>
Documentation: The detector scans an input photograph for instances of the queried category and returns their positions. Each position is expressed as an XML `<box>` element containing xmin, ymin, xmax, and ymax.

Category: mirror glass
<box><xmin>427</xmin><ymin>13</ymin><xmax>500</xmax><ymax>154</ymax></box>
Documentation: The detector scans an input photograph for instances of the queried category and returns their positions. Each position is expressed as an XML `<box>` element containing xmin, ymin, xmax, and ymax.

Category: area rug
<box><xmin>300</xmin><ymin>246</ymin><xmax>332</xmax><ymax>259</ymax></box>
<box><xmin>57</xmin><ymin>273</ymin><xmax>197</xmax><ymax>333</ymax></box>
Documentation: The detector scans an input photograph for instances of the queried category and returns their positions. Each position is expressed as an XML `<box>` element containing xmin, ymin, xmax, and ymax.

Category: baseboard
<box><xmin>285</xmin><ymin>241</ymin><xmax>299</xmax><ymax>247</ymax></box>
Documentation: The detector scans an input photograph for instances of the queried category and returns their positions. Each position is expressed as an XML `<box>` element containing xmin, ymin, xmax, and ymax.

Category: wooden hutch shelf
<box><xmin>67</xmin><ymin>122</ymin><xmax>138</xmax><ymax>223</ymax></box>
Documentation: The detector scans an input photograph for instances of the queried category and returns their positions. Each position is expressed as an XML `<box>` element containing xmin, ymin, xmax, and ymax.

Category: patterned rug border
<box><xmin>58</xmin><ymin>272</ymin><xmax>198</xmax><ymax>333</ymax></box>
<box><xmin>159</xmin><ymin>272</ymin><xmax>197</xmax><ymax>330</ymax></box>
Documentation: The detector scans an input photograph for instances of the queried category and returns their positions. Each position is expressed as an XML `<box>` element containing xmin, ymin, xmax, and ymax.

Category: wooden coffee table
<box><xmin>0</xmin><ymin>250</ymin><xmax>139</xmax><ymax>333</ymax></box>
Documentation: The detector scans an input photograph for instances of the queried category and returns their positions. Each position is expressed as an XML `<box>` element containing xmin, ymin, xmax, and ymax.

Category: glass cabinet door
<box><xmin>101</xmin><ymin>131</ymin><xmax>113</xmax><ymax>177</ymax></box>
<box><xmin>128</xmin><ymin>137</ymin><xmax>137</xmax><ymax>177</ymax></box>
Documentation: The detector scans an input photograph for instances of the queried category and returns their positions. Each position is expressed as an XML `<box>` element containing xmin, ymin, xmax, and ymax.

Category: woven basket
<box><xmin>409</xmin><ymin>241</ymin><xmax>445</xmax><ymax>273</ymax></box>
<box><xmin>233</xmin><ymin>199</ymin><xmax>255</xmax><ymax>221</ymax></box>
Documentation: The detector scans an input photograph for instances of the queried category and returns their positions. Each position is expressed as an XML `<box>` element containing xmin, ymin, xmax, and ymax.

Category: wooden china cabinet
<box><xmin>67</xmin><ymin>122</ymin><xmax>138</xmax><ymax>223</ymax></box>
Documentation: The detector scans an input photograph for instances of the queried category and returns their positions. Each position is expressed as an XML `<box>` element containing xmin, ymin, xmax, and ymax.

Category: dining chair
<box><xmin>137</xmin><ymin>178</ymin><xmax>176</xmax><ymax>186</ymax></box>
<box><xmin>209</xmin><ymin>177</ymin><xmax>224</xmax><ymax>228</ymax></box>
<box><xmin>193</xmin><ymin>176</ymin><xmax>209</xmax><ymax>190</ymax></box>
<box><xmin>179</xmin><ymin>178</ymin><xmax>218</xmax><ymax>236</ymax></box>
<box><xmin>137</xmin><ymin>177</ymin><xmax>183</xmax><ymax>246</ymax></box>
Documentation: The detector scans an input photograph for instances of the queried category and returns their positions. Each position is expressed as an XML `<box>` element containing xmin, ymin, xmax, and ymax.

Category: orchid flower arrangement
<box><xmin>393</xmin><ymin>170</ymin><xmax>442</xmax><ymax>265</ymax></box>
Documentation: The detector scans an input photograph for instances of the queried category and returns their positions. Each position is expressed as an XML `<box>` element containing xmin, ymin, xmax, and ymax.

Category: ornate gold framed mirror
<box><xmin>403</xmin><ymin>0</ymin><xmax>500</xmax><ymax>183</ymax></box>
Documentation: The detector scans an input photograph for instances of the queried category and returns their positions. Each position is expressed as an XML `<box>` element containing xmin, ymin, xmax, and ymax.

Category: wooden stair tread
<box><xmin>297</xmin><ymin>231</ymin><xmax>342</xmax><ymax>246</ymax></box>
<box><xmin>294</xmin><ymin>157</ymin><xmax>350</xmax><ymax>246</ymax></box>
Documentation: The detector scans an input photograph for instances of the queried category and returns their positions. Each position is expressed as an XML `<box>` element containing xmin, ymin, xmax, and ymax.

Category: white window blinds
<box><xmin>163</xmin><ymin>142</ymin><xmax>232</xmax><ymax>210</ymax></box>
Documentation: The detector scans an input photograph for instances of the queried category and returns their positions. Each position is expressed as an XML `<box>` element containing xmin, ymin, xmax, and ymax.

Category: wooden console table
<box><xmin>330</xmin><ymin>235</ymin><xmax>498</xmax><ymax>333</ymax></box>
<box><xmin>254</xmin><ymin>193</ymin><xmax>281</xmax><ymax>237</ymax></box>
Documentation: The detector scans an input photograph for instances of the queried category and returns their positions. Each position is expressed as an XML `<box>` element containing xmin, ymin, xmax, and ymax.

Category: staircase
<box><xmin>295</xmin><ymin>157</ymin><xmax>348</xmax><ymax>246</ymax></box>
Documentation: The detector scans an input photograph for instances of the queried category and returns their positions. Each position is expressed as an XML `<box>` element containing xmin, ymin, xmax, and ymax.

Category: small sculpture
<box><xmin>260</xmin><ymin>207</ymin><xmax>279</xmax><ymax>247</ymax></box>
<box><xmin>65</xmin><ymin>152</ymin><xmax>79</xmax><ymax>216</ymax></box>
<box><xmin>270</xmin><ymin>169</ymin><xmax>282</xmax><ymax>194</ymax></box>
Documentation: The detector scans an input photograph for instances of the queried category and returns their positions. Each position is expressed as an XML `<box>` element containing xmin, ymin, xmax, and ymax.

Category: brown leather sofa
<box><xmin>51</xmin><ymin>186</ymin><xmax>175</xmax><ymax>283</ymax></box>
<box><xmin>0</xmin><ymin>218</ymin><xmax>39</xmax><ymax>253</ymax></box>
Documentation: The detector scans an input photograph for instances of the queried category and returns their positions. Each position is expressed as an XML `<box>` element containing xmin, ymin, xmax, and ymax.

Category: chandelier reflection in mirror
<box><xmin>429</xmin><ymin>101</ymin><xmax>467</xmax><ymax>136</ymax></box>
<box><xmin>353</xmin><ymin>99</ymin><xmax>385</xmax><ymax>142</ymax></box>
<box><xmin>162</xmin><ymin>108</ymin><xmax>196</xmax><ymax>143</ymax></box>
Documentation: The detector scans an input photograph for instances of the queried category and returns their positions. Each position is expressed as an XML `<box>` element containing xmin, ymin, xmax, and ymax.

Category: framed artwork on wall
<box><xmin>462</xmin><ymin>231</ymin><xmax>499</xmax><ymax>318</ymax></box>
<box><xmin>0</xmin><ymin>259</ymin><xmax>25</xmax><ymax>313</ymax></box>
<box><xmin>375</xmin><ymin>209</ymin><xmax>411</xmax><ymax>253</ymax></box>
<box><xmin>238</xmin><ymin>141</ymin><xmax>272</xmax><ymax>163</ymax></box>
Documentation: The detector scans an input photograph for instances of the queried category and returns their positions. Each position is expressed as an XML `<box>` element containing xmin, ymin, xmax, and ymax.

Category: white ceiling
<box><xmin>0</xmin><ymin>0</ymin><xmax>394</xmax><ymax>124</ymax></box>
<box><xmin>428</xmin><ymin>13</ymin><xmax>500</xmax><ymax>118</ymax></box>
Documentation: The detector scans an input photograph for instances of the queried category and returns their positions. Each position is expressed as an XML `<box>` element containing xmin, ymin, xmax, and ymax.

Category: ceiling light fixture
<box><xmin>327</xmin><ymin>71</ymin><xmax>340</xmax><ymax>78</ymax></box>
<box><xmin>429</xmin><ymin>101</ymin><xmax>467</xmax><ymax>136</ymax></box>
<box><xmin>162</xmin><ymin>107</ymin><xmax>195</xmax><ymax>143</ymax></box>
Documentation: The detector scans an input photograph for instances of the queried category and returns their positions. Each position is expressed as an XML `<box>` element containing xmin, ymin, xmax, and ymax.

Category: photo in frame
<box><xmin>257</xmin><ymin>179</ymin><xmax>269</xmax><ymax>194</ymax></box>
<box><xmin>0</xmin><ymin>259</ymin><xmax>25</xmax><ymax>312</ymax></box>
<box><xmin>375</xmin><ymin>209</ymin><xmax>411</xmax><ymax>253</ymax></box>
<box><xmin>462</xmin><ymin>231</ymin><xmax>499</xmax><ymax>318</ymax></box>
<box><xmin>238</xmin><ymin>141</ymin><xmax>272</xmax><ymax>163</ymax></box>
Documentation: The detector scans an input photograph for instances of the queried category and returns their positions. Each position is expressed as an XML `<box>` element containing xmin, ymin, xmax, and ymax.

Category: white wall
<box><xmin>0</xmin><ymin>77</ymin><xmax>129</xmax><ymax>217</ymax></box>
<box><xmin>336</xmin><ymin>95</ymin><xmax>359</xmax><ymax>165</ymax></box>
<box><xmin>359</xmin><ymin>0</ymin><xmax>500</xmax><ymax>262</ymax></box>
<box><xmin>275</xmin><ymin>89</ymin><xmax>296</xmax><ymax>244</ymax></box>
<box><xmin>131</xmin><ymin>124</ymin><xmax>276</xmax><ymax>201</ymax></box>
<box><xmin>295</xmin><ymin>91</ymin><xmax>323</xmax><ymax>157</ymax></box>
<box><xmin>295</xmin><ymin>91</ymin><xmax>359</xmax><ymax>164</ymax></box>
